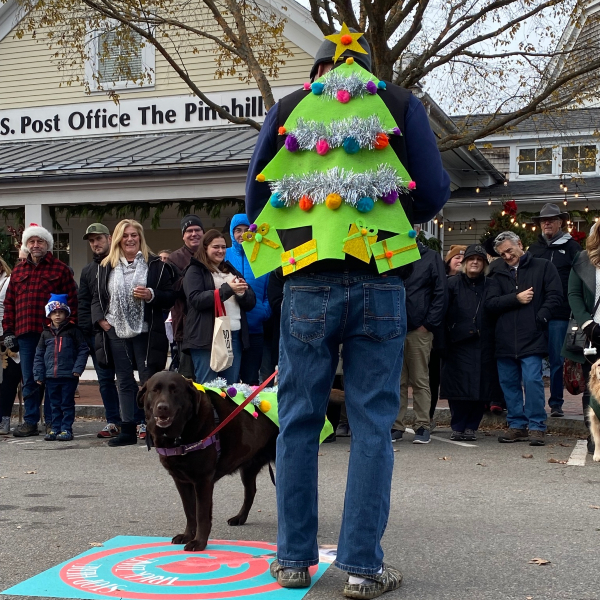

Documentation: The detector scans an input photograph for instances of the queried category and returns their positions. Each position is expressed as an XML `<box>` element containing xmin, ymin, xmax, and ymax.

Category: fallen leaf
<box><xmin>16</xmin><ymin>525</ymin><xmax>21</xmax><ymax>529</ymax></box>
<box><xmin>393</xmin><ymin>449</ymin><xmax>397</xmax><ymax>452</ymax></box>
<box><xmin>257</xmin><ymin>510</ymin><xmax>261</xmax><ymax>512</ymax></box>
<box><xmin>318</xmin><ymin>453</ymin><xmax>324</xmax><ymax>456</ymax></box>
<box><xmin>590</xmin><ymin>505</ymin><xmax>600</xmax><ymax>510</ymax></box>
<box><xmin>526</xmin><ymin>596</ymin><xmax>533</xmax><ymax>599</ymax></box>
<box><xmin>559</xmin><ymin>443</ymin><xmax>572</xmax><ymax>447</ymax></box>
<box><xmin>89</xmin><ymin>542</ymin><xmax>103</xmax><ymax>547</ymax></box>
<box><xmin>438</xmin><ymin>456</ymin><xmax>451</xmax><ymax>461</ymax></box>
<box><xmin>24</xmin><ymin>471</ymin><xmax>37</xmax><ymax>474</ymax></box>
<box><xmin>522</xmin><ymin>454</ymin><xmax>534</xmax><ymax>459</ymax></box>
<box><xmin>476</xmin><ymin>462</ymin><xmax>487</xmax><ymax>467</ymax></box>
<box><xmin>529</xmin><ymin>558</ymin><xmax>551</xmax><ymax>565</ymax></box>
<box><xmin>0</xmin><ymin>476</ymin><xmax>7</xmax><ymax>478</ymax></box>
<box><xmin>548</xmin><ymin>458</ymin><xmax>567</xmax><ymax>464</ymax></box>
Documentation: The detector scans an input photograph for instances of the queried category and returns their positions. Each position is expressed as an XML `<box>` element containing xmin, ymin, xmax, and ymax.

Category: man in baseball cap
<box><xmin>79</xmin><ymin>223</ymin><xmax>122</xmax><ymax>438</ymax></box>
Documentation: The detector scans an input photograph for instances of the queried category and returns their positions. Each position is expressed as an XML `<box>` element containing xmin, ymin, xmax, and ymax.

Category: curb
<box><xmin>12</xmin><ymin>406</ymin><xmax>589</xmax><ymax>436</ymax></box>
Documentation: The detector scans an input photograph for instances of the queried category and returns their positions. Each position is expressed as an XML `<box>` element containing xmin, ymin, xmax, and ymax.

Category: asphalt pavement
<box><xmin>1</xmin><ymin>419</ymin><xmax>599</xmax><ymax>600</ymax></box>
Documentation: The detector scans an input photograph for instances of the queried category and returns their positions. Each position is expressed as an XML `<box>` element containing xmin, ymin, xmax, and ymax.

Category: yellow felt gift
<box><xmin>342</xmin><ymin>219</ymin><xmax>378</xmax><ymax>263</ymax></box>
<box><xmin>281</xmin><ymin>239</ymin><xmax>318</xmax><ymax>275</ymax></box>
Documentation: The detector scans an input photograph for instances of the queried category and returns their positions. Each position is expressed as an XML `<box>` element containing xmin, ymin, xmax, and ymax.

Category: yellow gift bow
<box><xmin>281</xmin><ymin>240</ymin><xmax>318</xmax><ymax>275</ymax></box>
<box><xmin>373</xmin><ymin>239</ymin><xmax>418</xmax><ymax>269</ymax></box>
<box><xmin>342</xmin><ymin>218</ymin><xmax>379</xmax><ymax>259</ymax></box>
<box><xmin>242</xmin><ymin>223</ymin><xmax>280</xmax><ymax>262</ymax></box>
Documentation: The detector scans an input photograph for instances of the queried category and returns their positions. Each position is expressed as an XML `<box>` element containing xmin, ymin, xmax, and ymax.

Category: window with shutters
<box><xmin>86</xmin><ymin>25</ymin><xmax>155</xmax><ymax>91</ymax></box>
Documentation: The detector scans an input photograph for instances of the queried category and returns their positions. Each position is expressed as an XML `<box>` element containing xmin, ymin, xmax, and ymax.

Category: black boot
<box><xmin>107</xmin><ymin>422</ymin><xmax>137</xmax><ymax>447</ymax></box>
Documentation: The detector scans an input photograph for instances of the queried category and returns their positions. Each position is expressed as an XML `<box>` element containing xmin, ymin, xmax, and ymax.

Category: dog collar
<box><xmin>155</xmin><ymin>434</ymin><xmax>221</xmax><ymax>457</ymax></box>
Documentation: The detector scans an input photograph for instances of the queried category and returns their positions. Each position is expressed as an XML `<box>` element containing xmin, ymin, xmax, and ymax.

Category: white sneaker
<box><xmin>97</xmin><ymin>423</ymin><xmax>120</xmax><ymax>438</ymax></box>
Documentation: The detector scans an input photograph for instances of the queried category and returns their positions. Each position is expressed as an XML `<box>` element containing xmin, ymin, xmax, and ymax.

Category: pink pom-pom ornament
<box><xmin>337</xmin><ymin>90</ymin><xmax>351</xmax><ymax>103</ymax></box>
<box><xmin>303</xmin><ymin>82</ymin><xmax>311</xmax><ymax>90</ymax></box>
<box><xmin>252</xmin><ymin>411</ymin><xmax>258</xmax><ymax>419</ymax></box>
<box><xmin>288</xmin><ymin>257</ymin><xmax>296</xmax><ymax>265</ymax></box>
<box><xmin>316</xmin><ymin>139</ymin><xmax>330</xmax><ymax>155</ymax></box>
<box><xmin>408</xmin><ymin>180</ymin><xmax>417</xmax><ymax>190</ymax></box>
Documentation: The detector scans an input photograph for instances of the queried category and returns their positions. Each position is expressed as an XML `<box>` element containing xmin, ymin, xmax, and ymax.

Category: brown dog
<box><xmin>586</xmin><ymin>359</ymin><xmax>600</xmax><ymax>462</ymax></box>
<box><xmin>137</xmin><ymin>371</ymin><xmax>278</xmax><ymax>551</ymax></box>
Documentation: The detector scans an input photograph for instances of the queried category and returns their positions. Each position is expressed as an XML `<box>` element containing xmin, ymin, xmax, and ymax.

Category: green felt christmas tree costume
<box><xmin>243</xmin><ymin>53</ymin><xmax>421</xmax><ymax>278</ymax></box>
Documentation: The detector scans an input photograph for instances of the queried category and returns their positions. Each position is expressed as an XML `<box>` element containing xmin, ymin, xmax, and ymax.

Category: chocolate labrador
<box><xmin>137</xmin><ymin>371</ymin><xmax>278</xmax><ymax>551</ymax></box>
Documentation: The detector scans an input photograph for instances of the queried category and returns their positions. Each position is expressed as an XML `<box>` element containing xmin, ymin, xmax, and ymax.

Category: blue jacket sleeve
<box><xmin>33</xmin><ymin>336</ymin><xmax>46</xmax><ymax>382</ymax></box>
<box><xmin>245</xmin><ymin>104</ymin><xmax>280</xmax><ymax>223</ymax></box>
<box><xmin>404</xmin><ymin>95</ymin><xmax>451</xmax><ymax>224</ymax></box>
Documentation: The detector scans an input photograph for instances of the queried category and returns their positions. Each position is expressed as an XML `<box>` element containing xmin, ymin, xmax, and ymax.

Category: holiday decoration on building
<box><xmin>244</xmin><ymin>25</ymin><xmax>420</xmax><ymax>277</ymax></box>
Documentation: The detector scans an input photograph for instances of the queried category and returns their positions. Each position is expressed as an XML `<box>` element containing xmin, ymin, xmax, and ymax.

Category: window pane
<box><xmin>98</xmin><ymin>30</ymin><xmax>143</xmax><ymax>84</ymax></box>
<box><xmin>519</xmin><ymin>162</ymin><xmax>535</xmax><ymax>175</ymax></box>
<box><xmin>580</xmin><ymin>146</ymin><xmax>597</xmax><ymax>172</ymax></box>
<box><xmin>562</xmin><ymin>147</ymin><xmax>578</xmax><ymax>160</ymax></box>
<box><xmin>519</xmin><ymin>149</ymin><xmax>535</xmax><ymax>161</ymax></box>
<box><xmin>537</xmin><ymin>148</ymin><xmax>552</xmax><ymax>161</ymax></box>
<box><xmin>536</xmin><ymin>160</ymin><xmax>552</xmax><ymax>175</ymax></box>
<box><xmin>562</xmin><ymin>159</ymin><xmax>577</xmax><ymax>173</ymax></box>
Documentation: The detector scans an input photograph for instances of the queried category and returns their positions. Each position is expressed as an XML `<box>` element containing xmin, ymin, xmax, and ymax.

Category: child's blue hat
<box><xmin>45</xmin><ymin>293</ymin><xmax>70</xmax><ymax>317</ymax></box>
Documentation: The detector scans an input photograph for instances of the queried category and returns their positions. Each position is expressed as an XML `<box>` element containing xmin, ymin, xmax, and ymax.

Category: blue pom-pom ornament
<box><xmin>343</xmin><ymin>137</ymin><xmax>361</xmax><ymax>154</ymax></box>
<box><xmin>357</xmin><ymin>197</ymin><xmax>375</xmax><ymax>213</ymax></box>
<box><xmin>270</xmin><ymin>193</ymin><xmax>285</xmax><ymax>208</ymax></box>
<box><xmin>311</xmin><ymin>82</ymin><xmax>324</xmax><ymax>95</ymax></box>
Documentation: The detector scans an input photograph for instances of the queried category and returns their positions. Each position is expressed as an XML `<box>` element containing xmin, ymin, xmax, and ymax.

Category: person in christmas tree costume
<box><xmin>246</xmin><ymin>25</ymin><xmax>450</xmax><ymax>599</ymax></box>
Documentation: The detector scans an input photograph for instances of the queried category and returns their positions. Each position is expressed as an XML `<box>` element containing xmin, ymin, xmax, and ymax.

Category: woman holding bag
<box><xmin>183</xmin><ymin>229</ymin><xmax>256</xmax><ymax>384</ymax></box>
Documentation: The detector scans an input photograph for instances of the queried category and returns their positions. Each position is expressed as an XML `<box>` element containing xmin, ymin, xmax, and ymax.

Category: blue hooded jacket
<box><xmin>225</xmin><ymin>214</ymin><xmax>271</xmax><ymax>334</ymax></box>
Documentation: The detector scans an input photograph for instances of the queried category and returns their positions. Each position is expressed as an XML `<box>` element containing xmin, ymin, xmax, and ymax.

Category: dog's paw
<box><xmin>227</xmin><ymin>514</ymin><xmax>247</xmax><ymax>526</ymax></box>
<box><xmin>172</xmin><ymin>533</ymin><xmax>194</xmax><ymax>545</ymax></box>
<box><xmin>593</xmin><ymin>453</ymin><xmax>600</xmax><ymax>462</ymax></box>
<box><xmin>184</xmin><ymin>539</ymin><xmax>208</xmax><ymax>552</ymax></box>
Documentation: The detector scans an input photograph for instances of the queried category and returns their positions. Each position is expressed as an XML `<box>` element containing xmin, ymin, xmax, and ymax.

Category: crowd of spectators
<box><xmin>0</xmin><ymin>202</ymin><xmax>596</xmax><ymax>456</ymax></box>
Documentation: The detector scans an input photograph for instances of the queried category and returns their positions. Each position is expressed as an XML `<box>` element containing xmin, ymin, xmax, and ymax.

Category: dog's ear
<box><xmin>136</xmin><ymin>383</ymin><xmax>148</xmax><ymax>409</ymax></box>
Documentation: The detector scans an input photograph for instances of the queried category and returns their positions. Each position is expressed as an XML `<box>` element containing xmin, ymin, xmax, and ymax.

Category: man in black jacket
<box><xmin>392</xmin><ymin>241</ymin><xmax>447</xmax><ymax>444</ymax></box>
<box><xmin>528</xmin><ymin>203</ymin><xmax>581</xmax><ymax>417</ymax></box>
<box><xmin>78</xmin><ymin>223</ymin><xmax>121</xmax><ymax>438</ymax></box>
<box><xmin>486</xmin><ymin>231</ymin><xmax>563</xmax><ymax>446</ymax></box>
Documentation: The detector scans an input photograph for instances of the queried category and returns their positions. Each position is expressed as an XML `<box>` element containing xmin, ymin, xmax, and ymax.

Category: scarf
<box><xmin>107</xmin><ymin>252</ymin><xmax>148</xmax><ymax>338</ymax></box>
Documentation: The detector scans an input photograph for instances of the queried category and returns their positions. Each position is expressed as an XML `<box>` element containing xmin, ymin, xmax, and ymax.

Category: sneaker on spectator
<box><xmin>97</xmin><ymin>423</ymin><xmax>120</xmax><ymax>438</ymax></box>
<box><xmin>391</xmin><ymin>429</ymin><xmax>403</xmax><ymax>442</ymax></box>
<box><xmin>412</xmin><ymin>427</ymin><xmax>431</xmax><ymax>444</ymax></box>
<box><xmin>463</xmin><ymin>429</ymin><xmax>477</xmax><ymax>441</ymax></box>
<box><xmin>550</xmin><ymin>406</ymin><xmax>564</xmax><ymax>417</ymax></box>
<box><xmin>450</xmin><ymin>430</ymin><xmax>464</xmax><ymax>441</ymax></box>
<box><xmin>490</xmin><ymin>404</ymin><xmax>504</xmax><ymax>415</ymax></box>
<box><xmin>528</xmin><ymin>430</ymin><xmax>545</xmax><ymax>446</ymax></box>
<box><xmin>13</xmin><ymin>422</ymin><xmax>39</xmax><ymax>437</ymax></box>
<box><xmin>270</xmin><ymin>559</ymin><xmax>310</xmax><ymax>588</ymax></box>
<box><xmin>57</xmin><ymin>431</ymin><xmax>73</xmax><ymax>441</ymax></box>
<box><xmin>336</xmin><ymin>423</ymin><xmax>351</xmax><ymax>437</ymax></box>
<box><xmin>498</xmin><ymin>428</ymin><xmax>528</xmax><ymax>443</ymax></box>
<box><xmin>344</xmin><ymin>563</ymin><xmax>403</xmax><ymax>599</ymax></box>
<box><xmin>137</xmin><ymin>423</ymin><xmax>147</xmax><ymax>440</ymax></box>
<box><xmin>44</xmin><ymin>430</ymin><xmax>57</xmax><ymax>441</ymax></box>
<box><xmin>0</xmin><ymin>417</ymin><xmax>10</xmax><ymax>435</ymax></box>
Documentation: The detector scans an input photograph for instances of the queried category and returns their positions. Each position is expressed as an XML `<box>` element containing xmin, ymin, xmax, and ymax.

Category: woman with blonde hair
<box><xmin>564</xmin><ymin>224</ymin><xmax>600</xmax><ymax>456</ymax></box>
<box><xmin>0</xmin><ymin>255</ymin><xmax>21</xmax><ymax>435</ymax></box>
<box><xmin>91</xmin><ymin>219</ymin><xmax>176</xmax><ymax>446</ymax></box>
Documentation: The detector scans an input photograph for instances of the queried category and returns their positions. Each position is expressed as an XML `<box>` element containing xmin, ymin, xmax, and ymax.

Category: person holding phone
<box><xmin>183</xmin><ymin>229</ymin><xmax>256</xmax><ymax>385</ymax></box>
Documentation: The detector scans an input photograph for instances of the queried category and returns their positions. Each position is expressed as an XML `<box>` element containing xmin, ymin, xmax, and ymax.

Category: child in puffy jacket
<box><xmin>33</xmin><ymin>294</ymin><xmax>89</xmax><ymax>441</ymax></box>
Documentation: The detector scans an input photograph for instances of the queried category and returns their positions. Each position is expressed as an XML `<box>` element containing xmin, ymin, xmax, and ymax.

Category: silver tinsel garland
<box><xmin>271</xmin><ymin>165</ymin><xmax>407</xmax><ymax>207</ymax></box>
<box><xmin>289</xmin><ymin>116</ymin><xmax>392</xmax><ymax>151</ymax></box>
<box><xmin>202</xmin><ymin>379</ymin><xmax>278</xmax><ymax>407</ymax></box>
<box><xmin>321</xmin><ymin>70</ymin><xmax>372</xmax><ymax>99</ymax></box>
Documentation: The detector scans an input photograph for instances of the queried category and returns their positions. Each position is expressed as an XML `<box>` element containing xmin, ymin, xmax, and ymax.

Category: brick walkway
<box><xmin>71</xmin><ymin>380</ymin><xmax>586</xmax><ymax>417</ymax></box>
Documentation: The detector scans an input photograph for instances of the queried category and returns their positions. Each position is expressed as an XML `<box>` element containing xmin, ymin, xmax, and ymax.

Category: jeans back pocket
<box><xmin>290</xmin><ymin>286</ymin><xmax>330</xmax><ymax>343</ymax></box>
<box><xmin>363</xmin><ymin>284</ymin><xmax>405</xmax><ymax>342</ymax></box>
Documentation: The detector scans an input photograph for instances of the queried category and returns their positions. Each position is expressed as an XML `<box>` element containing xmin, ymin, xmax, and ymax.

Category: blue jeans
<box><xmin>239</xmin><ymin>333</ymin><xmax>264</xmax><ymax>385</ymax></box>
<box><xmin>276</xmin><ymin>272</ymin><xmax>406</xmax><ymax>576</ymax></box>
<box><xmin>45</xmin><ymin>377</ymin><xmax>78</xmax><ymax>433</ymax></box>
<box><xmin>547</xmin><ymin>319</ymin><xmax>568</xmax><ymax>409</ymax></box>
<box><xmin>497</xmin><ymin>355</ymin><xmax>547</xmax><ymax>431</ymax></box>
<box><xmin>190</xmin><ymin>330</ymin><xmax>242</xmax><ymax>385</ymax></box>
<box><xmin>18</xmin><ymin>332</ymin><xmax>51</xmax><ymax>425</ymax></box>
<box><xmin>87</xmin><ymin>335</ymin><xmax>121</xmax><ymax>425</ymax></box>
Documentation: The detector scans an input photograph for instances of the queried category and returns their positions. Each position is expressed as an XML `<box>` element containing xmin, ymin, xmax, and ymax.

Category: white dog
<box><xmin>586</xmin><ymin>359</ymin><xmax>600</xmax><ymax>462</ymax></box>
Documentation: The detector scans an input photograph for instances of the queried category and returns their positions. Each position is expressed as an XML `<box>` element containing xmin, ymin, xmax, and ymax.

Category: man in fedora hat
<box><xmin>529</xmin><ymin>203</ymin><xmax>581</xmax><ymax>417</ymax></box>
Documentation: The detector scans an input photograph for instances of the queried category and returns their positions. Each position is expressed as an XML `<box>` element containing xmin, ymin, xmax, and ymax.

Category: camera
<box><xmin>584</xmin><ymin>345</ymin><xmax>597</xmax><ymax>356</ymax></box>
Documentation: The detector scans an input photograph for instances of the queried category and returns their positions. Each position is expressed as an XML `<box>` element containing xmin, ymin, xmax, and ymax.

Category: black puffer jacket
<box><xmin>485</xmin><ymin>252</ymin><xmax>563</xmax><ymax>358</ymax></box>
<box><xmin>528</xmin><ymin>233</ymin><xmax>580</xmax><ymax>320</ymax></box>
<box><xmin>182</xmin><ymin>258</ymin><xmax>256</xmax><ymax>352</ymax></box>
<box><xmin>440</xmin><ymin>273</ymin><xmax>496</xmax><ymax>402</ymax></box>
<box><xmin>91</xmin><ymin>255</ymin><xmax>176</xmax><ymax>372</ymax></box>
<box><xmin>78</xmin><ymin>253</ymin><xmax>105</xmax><ymax>338</ymax></box>
<box><xmin>404</xmin><ymin>242</ymin><xmax>447</xmax><ymax>333</ymax></box>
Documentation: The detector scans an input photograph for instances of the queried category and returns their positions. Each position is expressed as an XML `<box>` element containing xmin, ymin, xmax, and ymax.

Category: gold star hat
<box><xmin>309</xmin><ymin>23</ymin><xmax>371</xmax><ymax>80</ymax></box>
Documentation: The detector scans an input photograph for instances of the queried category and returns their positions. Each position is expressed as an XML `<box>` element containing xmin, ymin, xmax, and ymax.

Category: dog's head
<box><xmin>592</xmin><ymin>359</ymin><xmax>600</xmax><ymax>383</ymax></box>
<box><xmin>137</xmin><ymin>372</ymin><xmax>202</xmax><ymax>440</ymax></box>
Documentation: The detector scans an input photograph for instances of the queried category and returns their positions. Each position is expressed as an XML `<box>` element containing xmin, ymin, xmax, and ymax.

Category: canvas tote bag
<box><xmin>210</xmin><ymin>289</ymin><xmax>234</xmax><ymax>372</ymax></box>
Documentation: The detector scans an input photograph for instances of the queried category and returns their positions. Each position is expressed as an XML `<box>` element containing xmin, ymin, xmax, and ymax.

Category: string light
<box><xmin>504</xmin><ymin>180</ymin><xmax>508</xmax><ymax>186</ymax></box>
<box><xmin>476</xmin><ymin>187</ymin><xmax>480</xmax><ymax>193</ymax></box>
<box><xmin>564</xmin><ymin>199</ymin><xmax>568</xmax><ymax>206</ymax></box>
<box><xmin>502</xmin><ymin>211</ymin><xmax>506</xmax><ymax>216</ymax></box>
<box><xmin>596</xmin><ymin>217</ymin><xmax>599</xmax><ymax>222</ymax></box>
<box><xmin>575</xmin><ymin>193</ymin><xmax>580</xmax><ymax>198</ymax></box>
<box><xmin>433</xmin><ymin>217</ymin><xmax>438</xmax><ymax>224</ymax></box>
<box><xmin>522</xmin><ymin>223</ymin><xmax>526</xmax><ymax>228</ymax></box>
<box><xmin>448</xmin><ymin>225</ymin><xmax>452</xmax><ymax>232</ymax></box>
<box><xmin>469</xmin><ymin>223</ymin><xmax>472</xmax><ymax>230</ymax></box>
<box><xmin>585</xmin><ymin>206</ymin><xmax>589</xmax><ymax>212</ymax></box>
<box><xmin>564</xmin><ymin>186</ymin><xmax>568</xmax><ymax>192</ymax></box>
<box><xmin>488</xmin><ymin>199</ymin><xmax>492</xmax><ymax>206</ymax></box>
<box><xmin>510</xmin><ymin>217</ymin><xmax>515</xmax><ymax>223</ymax></box>
<box><xmin>440</xmin><ymin>222</ymin><xmax>444</xmax><ymax>228</ymax></box>
<box><xmin>532</xmin><ymin>226</ymin><xmax>536</xmax><ymax>231</ymax></box>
